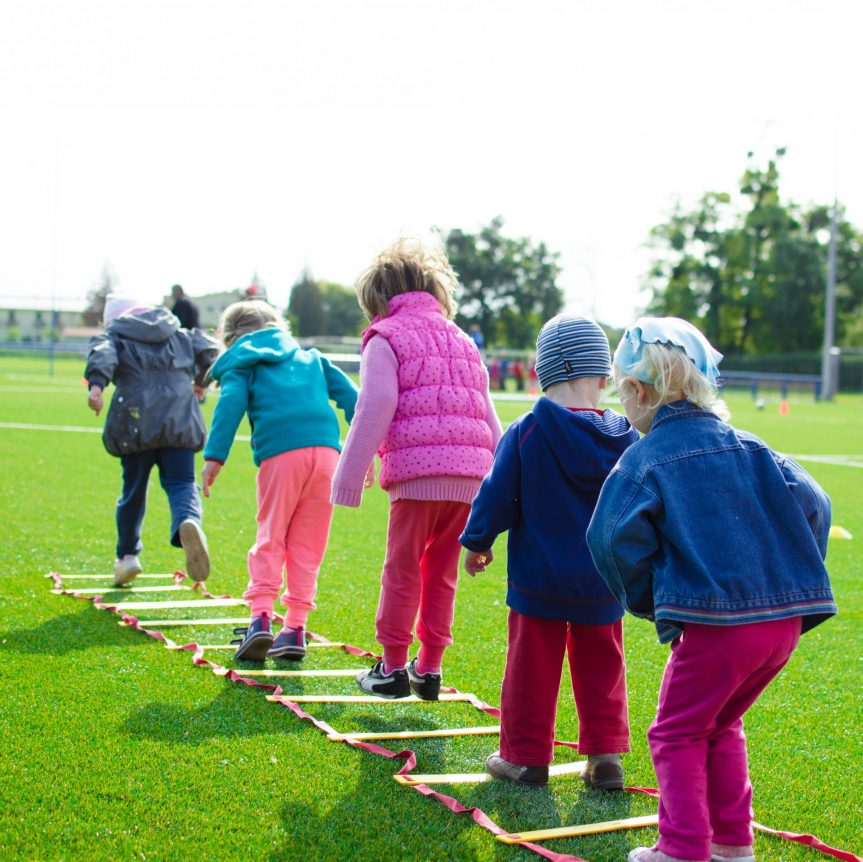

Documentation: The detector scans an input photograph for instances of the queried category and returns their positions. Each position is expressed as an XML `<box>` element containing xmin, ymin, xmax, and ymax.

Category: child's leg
<box><xmin>376</xmin><ymin>499</ymin><xmax>438</xmax><ymax>670</ymax></box>
<box><xmin>648</xmin><ymin>620</ymin><xmax>800</xmax><ymax>862</ymax></box>
<box><xmin>116</xmin><ymin>451</ymin><xmax>156</xmax><ymax>557</ymax></box>
<box><xmin>280</xmin><ymin>447</ymin><xmax>339</xmax><ymax>628</ymax></box>
<box><xmin>705</xmin><ymin>618</ymin><xmax>800</xmax><ymax>851</ymax></box>
<box><xmin>245</xmin><ymin>451</ymin><xmax>304</xmax><ymax>619</ymax></box>
<box><xmin>567</xmin><ymin>619</ymin><xmax>630</xmax><ymax>755</ymax></box>
<box><xmin>499</xmin><ymin>609</ymin><xmax>567</xmax><ymax>766</ymax></box>
<box><xmin>414</xmin><ymin>500</ymin><xmax>471</xmax><ymax>673</ymax></box>
<box><xmin>155</xmin><ymin>448</ymin><xmax>202</xmax><ymax>547</ymax></box>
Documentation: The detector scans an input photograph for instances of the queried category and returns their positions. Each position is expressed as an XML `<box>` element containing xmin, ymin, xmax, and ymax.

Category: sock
<box><xmin>382</xmin><ymin>645</ymin><xmax>408</xmax><ymax>675</ymax></box>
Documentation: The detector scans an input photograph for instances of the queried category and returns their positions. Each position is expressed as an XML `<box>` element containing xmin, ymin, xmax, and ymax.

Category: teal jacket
<box><xmin>203</xmin><ymin>328</ymin><xmax>358</xmax><ymax>466</ymax></box>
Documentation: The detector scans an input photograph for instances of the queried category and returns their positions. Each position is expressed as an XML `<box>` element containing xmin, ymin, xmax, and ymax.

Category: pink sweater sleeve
<box><xmin>483</xmin><ymin>378</ymin><xmax>503</xmax><ymax>450</ymax></box>
<box><xmin>330</xmin><ymin>336</ymin><xmax>399</xmax><ymax>507</ymax></box>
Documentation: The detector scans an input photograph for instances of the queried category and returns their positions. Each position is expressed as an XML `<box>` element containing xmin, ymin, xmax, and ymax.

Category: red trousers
<box><xmin>499</xmin><ymin>609</ymin><xmax>630</xmax><ymax>765</ymax></box>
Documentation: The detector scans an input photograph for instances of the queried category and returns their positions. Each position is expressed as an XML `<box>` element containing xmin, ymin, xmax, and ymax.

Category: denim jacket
<box><xmin>586</xmin><ymin>401</ymin><xmax>836</xmax><ymax>643</ymax></box>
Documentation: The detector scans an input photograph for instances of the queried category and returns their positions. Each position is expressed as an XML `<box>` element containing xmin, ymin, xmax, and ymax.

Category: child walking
<box><xmin>85</xmin><ymin>294</ymin><xmax>219</xmax><ymax>587</ymax></box>
<box><xmin>201</xmin><ymin>300</ymin><xmax>358</xmax><ymax>661</ymax></box>
<box><xmin>586</xmin><ymin>317</ymin><xmax>836</xmax><ymax>862</ymax></box>
<box><xmin>460</xmin><ymin>314</ymin><xmax>639</xmax><ymax>788</ymax></box>
<box><xmin>331</xmin><ymin>238</ymin><xmax>502</xmax><ymax>700</ymax></box>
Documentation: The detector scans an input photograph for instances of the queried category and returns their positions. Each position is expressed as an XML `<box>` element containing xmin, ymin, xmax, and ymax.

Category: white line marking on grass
<box><xmin>0</xmin><ymin>422</ymin><xmax>251</xmax><ymax>442</ymax></box>
<box><xmin>0</xmin><ymin>386</ymin><xmax>85</xmax><ymax>393</ymax></box>
<box><xmin>788</xmin><ymin>454</ymin><xmax>863</xmax><ymax>469</ymax></box>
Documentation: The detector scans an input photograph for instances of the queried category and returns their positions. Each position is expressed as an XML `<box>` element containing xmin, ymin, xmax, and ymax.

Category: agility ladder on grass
<box><xmin>47</xmin><ymin>571</ymin><xmax>862</xmax><ymax>862</ymax></box>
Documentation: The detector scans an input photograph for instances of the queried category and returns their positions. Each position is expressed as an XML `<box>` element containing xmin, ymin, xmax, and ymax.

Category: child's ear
<box><xmin>634</xmin><ymin>379</ymin><xmax>650</xmax><ymax>406</ymax></box>
<box><xmin>599</xmin><ymin>376</ymin><xmax>607</xmax><ymax>390</ymax></box>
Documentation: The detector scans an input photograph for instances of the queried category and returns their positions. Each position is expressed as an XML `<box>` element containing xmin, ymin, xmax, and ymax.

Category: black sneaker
<box><xmin>231</xmin><ymin>614</ymin><xmax>275</xmax><ymax>661</ymax></box>
<box><xmin>269</xmin><ymin>626</ymin><xmax>306</xmax><ymax>660</ymax></box>
<box><xmin>485</xmin><ymin>751</ymin><xmax>549</xmax><ymax>787</ymax></box>
<box><xmin>406</xmin><ymin>658</ymin><xmax>441</xmax><ymax>701</ymax></box>
<box><xmin>356</xmin><ymin>661</ymin><xmax>410</xmax><ymax>699</ymax></box>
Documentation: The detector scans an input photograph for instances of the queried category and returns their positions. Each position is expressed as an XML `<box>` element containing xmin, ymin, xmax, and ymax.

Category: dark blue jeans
<box><xmin>116</xmin><ymin>448</ymin><xmax>202</xmax><ymax>558</ymax></box>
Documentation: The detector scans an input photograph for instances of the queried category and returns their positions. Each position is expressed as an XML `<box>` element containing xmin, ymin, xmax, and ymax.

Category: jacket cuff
<box><xmin>459</xmin><ymin>534</ymin><xmax>492</xmax><ymax>553</ymax></box>
<box><xmin>331</xmin><ymin>485</ymin><xmax>363</xmax><ymax>508</ymax></box>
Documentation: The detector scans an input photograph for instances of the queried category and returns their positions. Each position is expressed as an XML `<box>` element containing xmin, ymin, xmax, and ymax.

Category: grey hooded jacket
<box><xmin>85</xmin><ymin>307</ymin><xmax>219</xmax><ymax>457</ymax></box>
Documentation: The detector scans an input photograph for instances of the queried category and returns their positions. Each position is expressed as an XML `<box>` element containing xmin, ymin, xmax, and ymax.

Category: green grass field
<box><xmin>1</xmin><ymin>355</ymin><xmax>861</xmax><ymax>862</ymax></box>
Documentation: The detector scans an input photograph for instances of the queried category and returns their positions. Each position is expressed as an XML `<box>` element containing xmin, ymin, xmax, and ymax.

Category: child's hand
<box><xmin>87</xmin><ymin>386</ymin><xmax>104</xmax><ymax>416</ymax></box>
<box><xmin>363</xmin><ymin>461</ymin><xmax>376</xmax><ymax>489</ymax></box>
<box><xmin>201</xmin><ymin>461</ymin><xmax>222</xmax><ymax>497</ymax></box>
<box><xmin>464</xmin><ymin>549</ymin><xmax>493</xmax><ymax>576</ymax></box>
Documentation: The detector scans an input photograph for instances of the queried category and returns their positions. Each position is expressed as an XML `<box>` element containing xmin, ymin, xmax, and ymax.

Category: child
<box><xmin>85</xmin><ymin>294</ymin><xmax>219</xmax><ymax>587</ymax></box>
<box><xmin>201</xmin><ymin>300</ymin><xmax>358</xmax><ymax>661</ymax></box>
<box><xmin>460</xmin><ymin>314</ymin><xmax>639</xmax><ymax>789</ymax></box>
<box><xmin>331</xmin><ymin>238</ymin><xmax>502</xmax><ymax>699</ymax></box>
<box><xmin>585</xmin><ymin>317</ymin><xmax>836</xmax><ymax>862</ymax></box>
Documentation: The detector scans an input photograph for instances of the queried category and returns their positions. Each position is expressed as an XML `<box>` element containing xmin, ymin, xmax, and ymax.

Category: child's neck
<box><xmin>544</xmin><ymin>379</ymin><xmax>603</xmax><ymax>410</ymax></box>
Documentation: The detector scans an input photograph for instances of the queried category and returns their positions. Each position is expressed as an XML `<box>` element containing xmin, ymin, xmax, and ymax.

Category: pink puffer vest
<box><xmin>361</xmin><ymin>292</ymin><xmax>494</xmax><ymax>490</ymax></box>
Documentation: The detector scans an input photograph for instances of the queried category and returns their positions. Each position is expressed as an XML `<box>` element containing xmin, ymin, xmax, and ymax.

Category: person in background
<box><xmin>85</xmin><ymin>294</ymin><xmax>218</xmax><ymax>587</ymax></box>
<box><xmin>587</xmin><ymin>317</ymin><xmax>835</xmax><ymax>862</ymax></box>
<box><xmin>461</xmin><ymin>314</ymin><xmax>638</xmax><ymax>790</ymax></box>
<box><xmin>171</xmin><ymin>284</ymin><xmax>200</xmax><ymax>330</ymax></box>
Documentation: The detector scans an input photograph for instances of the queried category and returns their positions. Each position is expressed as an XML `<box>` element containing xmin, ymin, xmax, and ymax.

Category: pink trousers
<box><xmin>244</xmin><ymin>447</ymin><xmax>339</xmax><ymax>627</ymax></box>
<box><xmin>376</xmin><ymin>499</ymin><xmax>471</xmax><ymax>672</ymax></box>
<box><xmin>650</xmin><ymin>618</ymin><xmax>801</xmax><ymax>861</ymax></box>
<box><xmin>500</xmin><ymin>610</ymin><xmax>630</xmax><ymax>765</ymax></box>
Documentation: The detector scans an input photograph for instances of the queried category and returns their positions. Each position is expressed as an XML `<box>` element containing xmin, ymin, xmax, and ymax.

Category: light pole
<box><xmin>819</xmin><ymin>197</ymin><xmax>839</xmax><ymax>400</ymax></box>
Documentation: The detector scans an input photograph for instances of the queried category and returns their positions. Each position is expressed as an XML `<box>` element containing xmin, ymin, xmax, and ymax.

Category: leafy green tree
<box><xmin>288</xmin><ymin>271</ymin><xmax>325</xmax><ymax>337</ymax></box>
<box><xmin>443</xmin><ymin>217</ymin><xmax>564</xmax><ymax>348</ymax></box>
<box><xmin>319</xmin><ymin>281</ymin><xmax>364</xmax><ymax>336</ymax></box>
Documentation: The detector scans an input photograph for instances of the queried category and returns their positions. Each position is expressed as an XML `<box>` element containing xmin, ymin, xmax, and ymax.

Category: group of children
<box><xmin>86</xmin><ymin>239</ymin><xmax>835</xmax><ymax>862</ymax></box>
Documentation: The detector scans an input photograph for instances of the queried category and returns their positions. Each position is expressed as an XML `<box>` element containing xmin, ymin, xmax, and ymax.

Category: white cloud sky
<box><xmin>1</xmin><ymin>0</ymin><xmax>860</xmax><ymax>325</ymax></box>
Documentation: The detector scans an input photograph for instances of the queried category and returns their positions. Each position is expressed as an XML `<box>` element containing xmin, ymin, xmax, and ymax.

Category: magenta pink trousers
<box><xmin>650</xmin><ymin>618</ymin><xmax>801</xmax><ymax>861</ymax></box>
<box><xmin>376</xmin><ymin>499</ymin><xmax>471</xmax><ymax>672</ymax></box>
<box><xmin>499</xmin><ymin>610</ymin><xmax>630</xmax><ymax>765</ymax></box>
<box><xmin>244</xmin><ymin>447</ymin><xmax>338</xmax><ymax>627</ymax></box>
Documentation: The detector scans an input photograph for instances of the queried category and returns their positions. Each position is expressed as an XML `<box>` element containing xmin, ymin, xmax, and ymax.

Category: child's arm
<box><xmin>190</xmin><ymin>329</ymin><xmax>220</xmax><ymax>387</ymax></box>
<box><xmin>319</xmin><ymin>352</ymin><xmax>359</xmax><ymax>424</ymax></box>
<box><xmin>201</xmin><ymin>367</ymin><xmax>251</xmax><ymax>476</ymax></box>
<box><xmin>483</xmin><ymin>384</ymin><xmax>503</xmax><ymax>450</ymax></box>
<box><xmin>330</xmin><ymin>337</ymin><xmax>398</xmax><ymax>508</ymax></box>
<box><xmin>459</xmin><ymin>424</ymin><xmax>522</xmax><ymax>570</ymax></box>
<box><xmin>777</xmin><ymin>455</ymin><xmax>832</xmax><ymax>558</ymax></box>
<box><xmin>586</xmin><ymin>467</ymin><xmax>660</xmax><ymax>619</ymax></box>
<box><xmin>84</xmin><ymin>332</ymin><xmax>117</xmax><ymax>416</ymax></box>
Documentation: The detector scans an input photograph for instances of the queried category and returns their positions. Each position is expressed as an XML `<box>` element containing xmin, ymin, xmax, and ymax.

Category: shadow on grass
<box><xmin>122</xmin><ymin>683</ymin><xmax>304</xmax><ymax>745</ymax></box>
<box><xmin>0</xmin><ymin>606</ymin><xmax>149</xmax><ymax>654</ymax></box>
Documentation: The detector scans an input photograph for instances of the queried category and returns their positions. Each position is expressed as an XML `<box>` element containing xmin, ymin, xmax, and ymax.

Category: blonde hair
<box><xmin>613</xmin><ymin>341</ymin><xmax>730</xmax><ymax>420</ymax></box>
<box><xmin>219</xmin><ymin>300</ymin><xmax>286</xmax><ymax>347</ymax></box>
<box><xmin>355</xmin><ymin>238</ymin><xmax>458</xmax><ymax>321</ymax></box>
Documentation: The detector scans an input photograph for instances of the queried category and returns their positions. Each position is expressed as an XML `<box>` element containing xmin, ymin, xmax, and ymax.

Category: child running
<box><xmin>201</xmin><ymin>300</ymin><xmax>358</xmax><ymax>661</ymax></box>
<box><xmin>331</xmin><ymin>238</ymin><xmax>502</xmax><ymax>700</ymax></box>
<box><xmin>586</xmin><ymin>317</ymin><xmax>836</xmax><ymax>862</ymax></box>
<box><xmin>460</xmin><ymin>314</ymin><xmax>639</xmax><ymax>789</ymax></box>
<box><xmin>85</xmin><ymin>294</ymin><xmax>218</xmax><ymax>586</ymax></box>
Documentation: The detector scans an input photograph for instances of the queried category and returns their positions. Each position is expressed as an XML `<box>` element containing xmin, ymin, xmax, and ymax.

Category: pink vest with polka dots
<box><xmin>361</xmin><ymin>292</ymin><xmax>495</xmax><ymax>490</ymax></box>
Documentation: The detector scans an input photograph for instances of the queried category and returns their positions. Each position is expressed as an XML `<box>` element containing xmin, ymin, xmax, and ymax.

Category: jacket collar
<box><xmin>651</xmin><ymin>399</ymin><xmax>717</xmax><ymax>430</ymax></box>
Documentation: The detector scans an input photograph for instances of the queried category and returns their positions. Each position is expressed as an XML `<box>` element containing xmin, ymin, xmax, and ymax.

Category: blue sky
<box><xmin>1</xmin><ymin>0</ymin><xmax>860</xmax><ymax>325</ymax></box>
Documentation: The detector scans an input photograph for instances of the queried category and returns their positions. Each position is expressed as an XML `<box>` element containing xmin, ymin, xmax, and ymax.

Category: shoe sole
<box><xmin>269</xmin><ymin>645</ymin><xmax>306</xmax><ymax>660</ymax></box>
<box><xmin>355</xmin><ymin>676</ymin><xmax>411</xmax><ymax>699</ymax></box>
<box><xmin>113</xmin><ymin>563</ymin><xmax>142</xmax><ymax>588</ymax></box>
<box><xmin>235</xmin><ymin>632</ymin><xmax>275</xmax><ymax>662</ymax></box>
<box><xmin>179</xmin><ymin>521</ymin><xmax>210</xmax><ymax>582</ymax></box>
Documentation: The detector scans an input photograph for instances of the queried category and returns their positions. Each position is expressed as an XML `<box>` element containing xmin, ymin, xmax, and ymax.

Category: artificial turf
<box><xmin>0</xmin><ymin>354</ymin><xmax>860</xmax><ymax>862</ymax></box>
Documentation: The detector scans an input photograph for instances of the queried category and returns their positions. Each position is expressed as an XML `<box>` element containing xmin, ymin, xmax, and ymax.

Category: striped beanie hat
<box><xmin>534</xmin><ymin>313</ymin><xmax>611</xmax><ymax>391</ymax></box>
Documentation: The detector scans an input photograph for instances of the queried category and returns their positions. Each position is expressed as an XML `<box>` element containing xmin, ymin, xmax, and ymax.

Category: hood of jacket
<box><xmin>108</xmin><ymin>307</ymin><xmax>180</xmax><ymax>344</ymax></box>
<box><xmin>532</xmin><ymin>397</ymin><xmax>636</xmax><ymax>483</ymax></box>
<box><xmin>210</xmin><ymin>327</ymin><xmax>299</xmax><ymax>380</ymax></box>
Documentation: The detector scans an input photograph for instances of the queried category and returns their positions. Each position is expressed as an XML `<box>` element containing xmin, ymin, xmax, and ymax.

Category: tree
<box><xmin>82</xmin><ymin>265</ymin><xmax>117</xmax><ymax>327</ymax></box>
<box><xmin>319</xmin><ymin>281</ymin><xmax>364</xmax><ymax>336</ymax></box>
<box><xmin>443</xmin><ymin>217</ymin><xmax>564</xmax><ymax>349</ymax></box>
<box><xmin>645</xmin><ymin>150</ymin><xmax>863</xmax><ymax>356</ymax></box>
<box><xmin>288</xmin><ymin>271</ymin><xmax>324</xmax><ymax>337</ymax></box>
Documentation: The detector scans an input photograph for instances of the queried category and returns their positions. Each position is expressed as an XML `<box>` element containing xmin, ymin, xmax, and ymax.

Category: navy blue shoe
<box><xmin>231</xmin><ymin>614</ymin><xmax>274</xmax><ymax>661</ymax></box>
<box><xmin>269</xmin><ymin>626</ymin><xmax>307</xmax><ymax>660</ymax></box>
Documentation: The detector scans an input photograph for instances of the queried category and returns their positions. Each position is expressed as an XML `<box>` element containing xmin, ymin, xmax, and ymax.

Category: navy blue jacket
<box><xmin>586</xmin><ymin>401</ymin><xmax>836</xmax><ymax>644</ymax></box>
<box><xmin>460</xmin><ymin>398</ymin><xmax>639</xmax><ymax>623</ymax></box>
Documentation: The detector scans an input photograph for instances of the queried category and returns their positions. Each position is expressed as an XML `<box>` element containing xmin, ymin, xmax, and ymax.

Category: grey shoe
<box><xmin>179</xmin><ymin>519</ymin><xmax>210</xmax><ymax>582</ymax></box>
<box><xmin>485</xmin><ymin>752</ymin><xmax>549</xmax><ymax>787</ymax></box>
<box><xmin>113</xmin><ymin>555</ymin><xmax>142</xmax><ymax>587</ymax></box>
<box><xmin>583</xmin><ymin>753</ymin><xmax>624</xmax><ymax>790</ymax></box>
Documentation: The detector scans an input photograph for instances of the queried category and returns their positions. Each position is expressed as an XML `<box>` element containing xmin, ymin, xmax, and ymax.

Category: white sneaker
<box><xmin>113</xmin><ymin>555</ymin><xmax>142</xmax><ymax>587</ymax></box>
<box><xmin>179</xmin><ymin>519</ymin><xmax>210</xmax><ymax>582</ymax></box>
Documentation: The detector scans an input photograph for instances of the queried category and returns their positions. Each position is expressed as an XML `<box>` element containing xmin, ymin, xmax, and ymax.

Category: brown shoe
<box><xmin>485</xmin><ymin>752</ymin><xmax>549</xmax><ymax>787</ymax></box>
<box><xmin>583</xmin><ymin>754</ymin><xmax>624</xmax><ymax>790</ymax></box>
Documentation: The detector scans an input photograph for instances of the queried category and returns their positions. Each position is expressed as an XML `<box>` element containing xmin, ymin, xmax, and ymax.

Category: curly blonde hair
<box><xmin>613</xmin><ymin>341</ymin><xmax>730</xmax><ymax>420</ymax></box>
<box><xmin>355</xmin><ymin>238</ymin><xmax>458</xmax><ymax>321</ymax></box>
<box><xmin>218</xmin><ymin>300</ymin><xmax>286</xmax><ymax>347</ymax></box>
